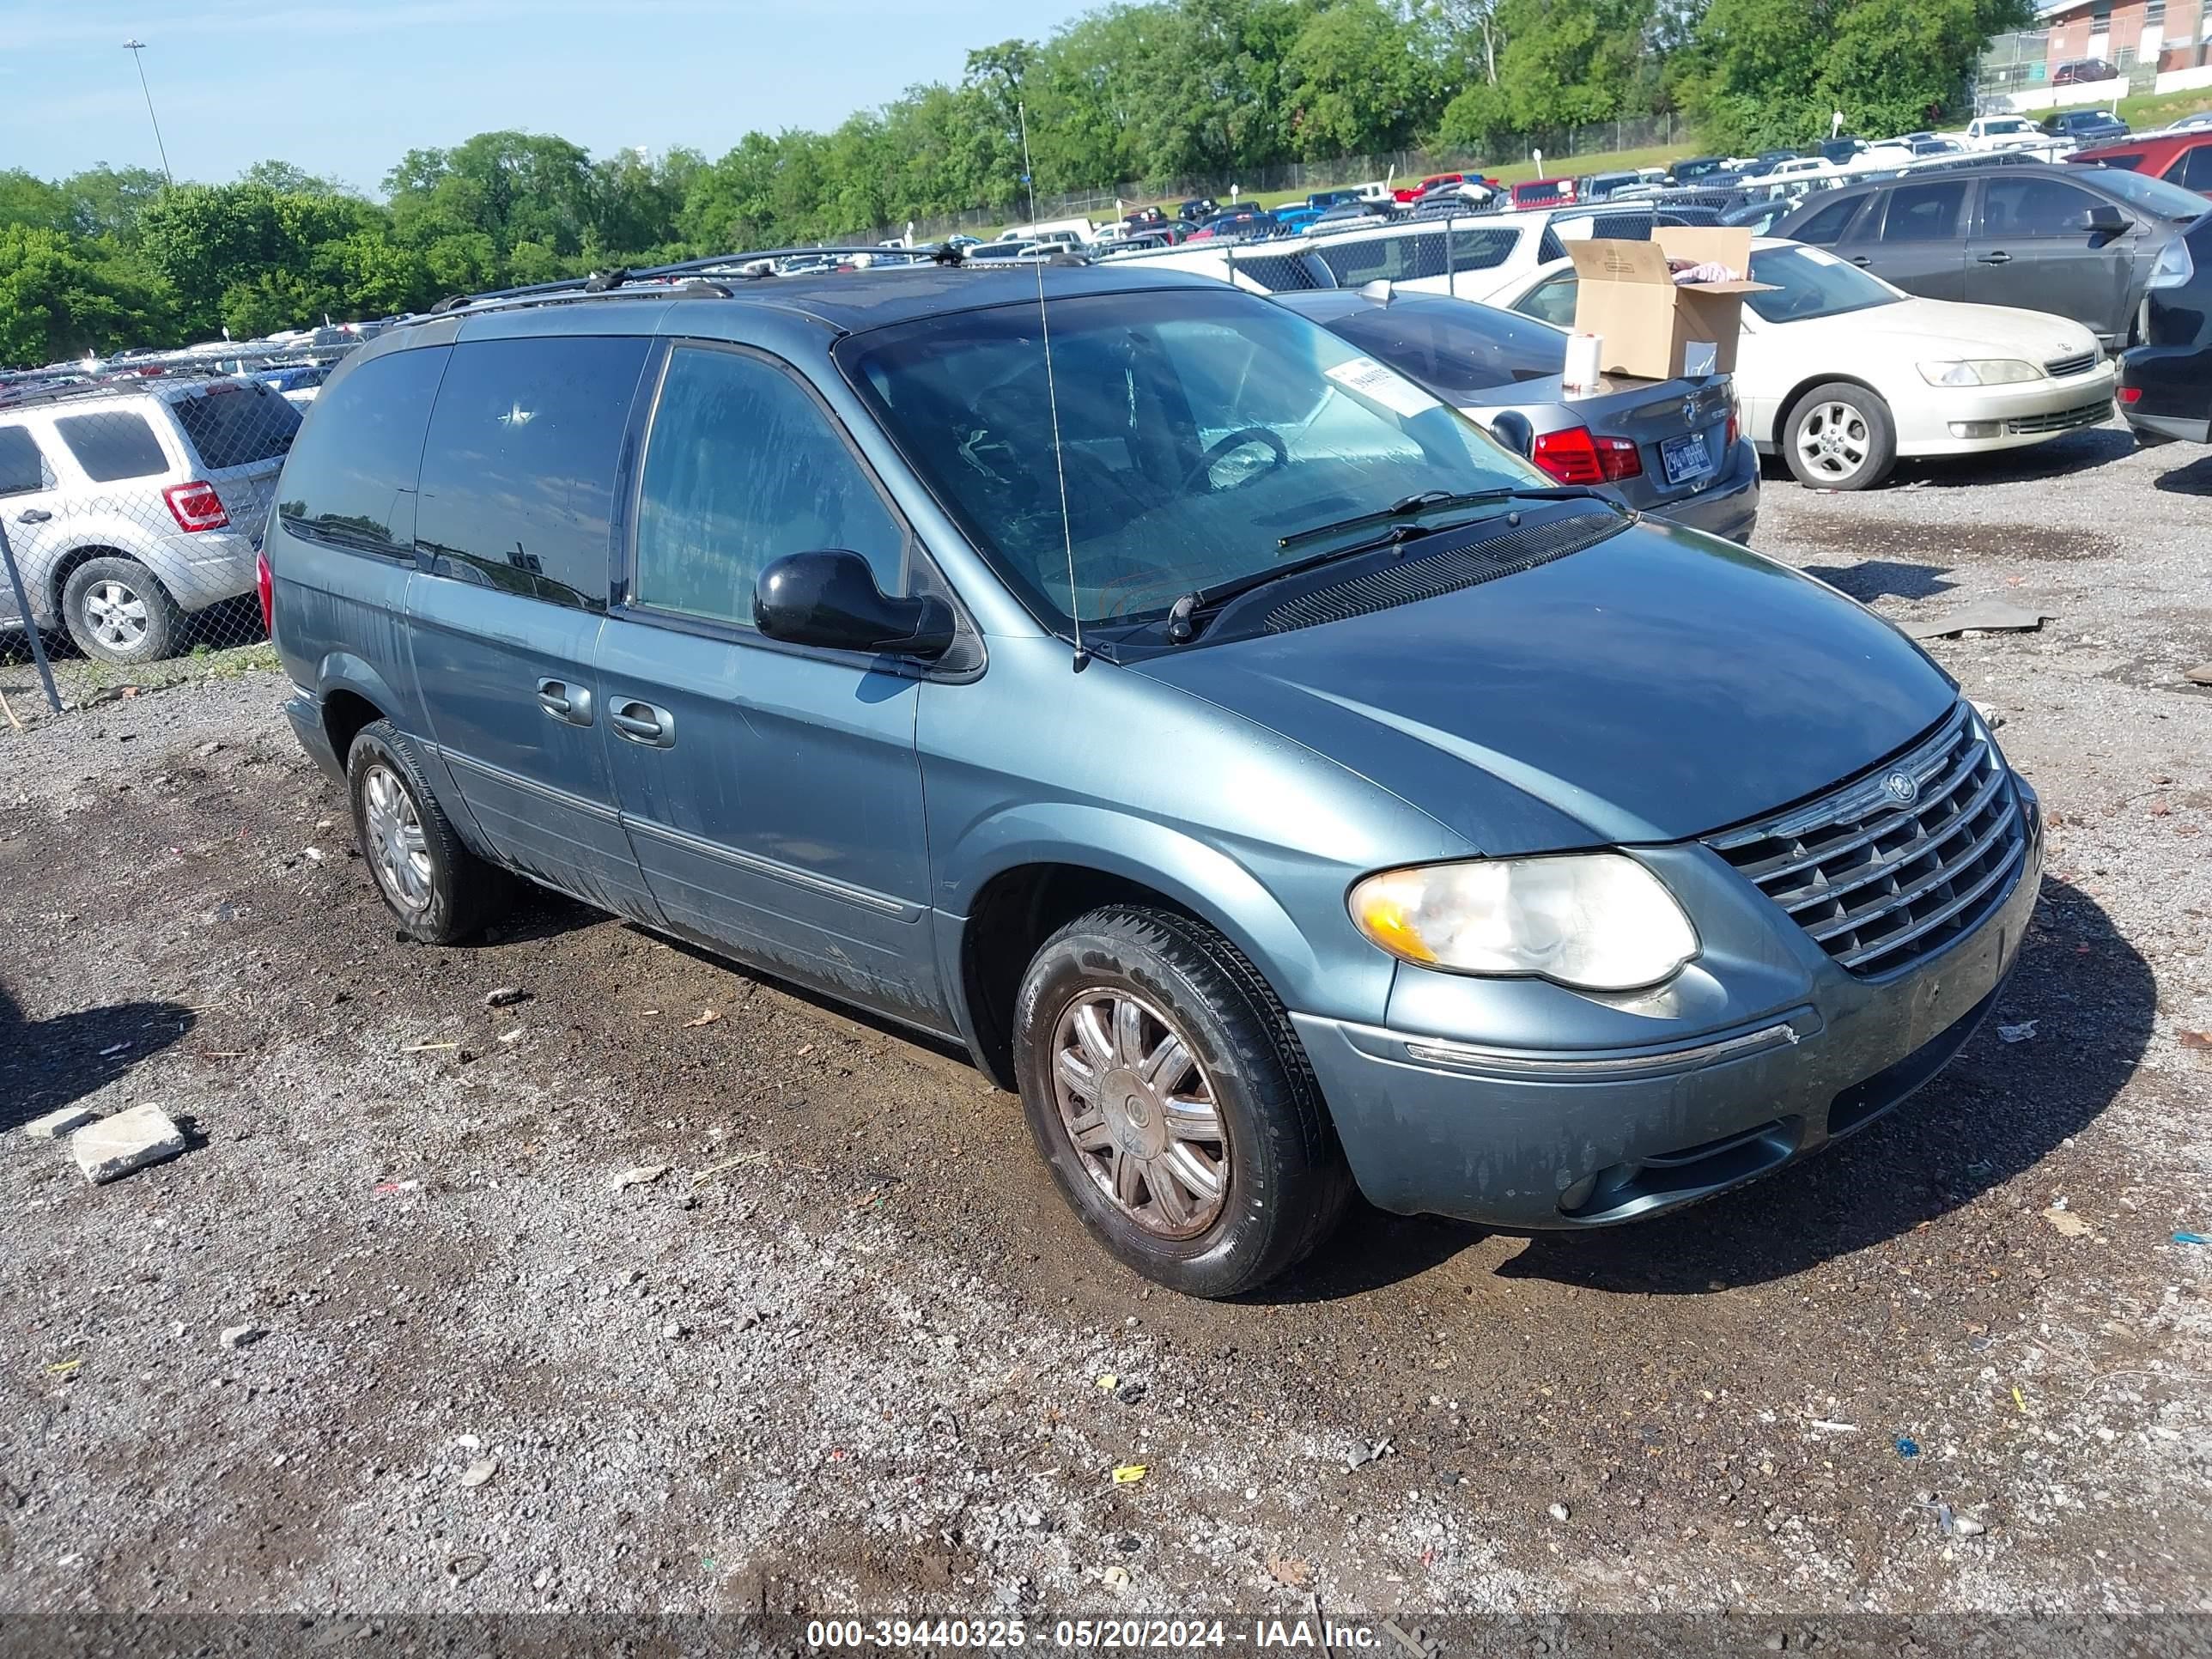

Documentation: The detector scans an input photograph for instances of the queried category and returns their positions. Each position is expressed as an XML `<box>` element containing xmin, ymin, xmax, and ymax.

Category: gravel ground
<box><xmin>2</xmin><ymin>421</ymin><xmax>2209</xmax><ymax>1620</ymax></box>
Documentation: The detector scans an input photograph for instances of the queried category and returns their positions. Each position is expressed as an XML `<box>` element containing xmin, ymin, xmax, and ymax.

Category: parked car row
<box><xmin>259</xmin><ymin>252</ymin><xmax>2046</xmax><ymax>1296</ymax></box>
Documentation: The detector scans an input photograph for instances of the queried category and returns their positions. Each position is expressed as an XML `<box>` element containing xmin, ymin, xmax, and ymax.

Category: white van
<box><xmin>995</xmin><ymin>216</ymin><xmax>1097</xmax><ymax>246</ymax></box>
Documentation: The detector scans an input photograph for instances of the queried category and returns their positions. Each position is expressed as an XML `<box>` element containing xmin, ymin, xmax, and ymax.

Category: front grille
<box><xmin>2043</xmin><ymin>351</ymin><xmax>2098</xmax><ymax>380</ymax></box>
<box><xmin>2005</xmin><ymin>397</ymin><xmax>2111</xmax><ymax>435</ymax></box>
<box><xmin>1705</xmin><ymin>703</ymin><xmax>2027</xmax><ymax>979</ymax></box>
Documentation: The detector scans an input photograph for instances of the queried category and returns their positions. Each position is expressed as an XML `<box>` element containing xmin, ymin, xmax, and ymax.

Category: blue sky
<box><xmin>0</xmin><ymin>0</ymin><xmax>1099</xmax><ymax>193</ymax></box>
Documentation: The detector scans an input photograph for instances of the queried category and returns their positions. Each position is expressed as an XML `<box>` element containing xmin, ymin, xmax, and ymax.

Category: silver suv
<box><xmin>0</xmin><ymin>377</ymin><xmax>300</xmax><ymax>663</ymax></box>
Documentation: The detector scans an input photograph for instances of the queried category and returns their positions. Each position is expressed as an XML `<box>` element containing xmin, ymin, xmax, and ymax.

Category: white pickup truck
<box><xmin>1943</xmin><ymin>115</ymin><xmax>2070</xmax><ymax>158</ymax></box>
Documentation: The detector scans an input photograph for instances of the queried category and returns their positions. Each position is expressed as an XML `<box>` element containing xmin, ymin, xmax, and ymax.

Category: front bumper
<box><xmin>1642</xmin><ymin>438</ymin><xmax>1761</xmax><ymax>544</ymax></box>
<box><xmin>1294</xmin><ymin>777</ymin><xmax>2044</xmax><ymax>1229</ymax></box>
<box><xmin>1897</xmin><ymin>366</ymin><xmax>2117</xmax><ymax>457</ymax></box>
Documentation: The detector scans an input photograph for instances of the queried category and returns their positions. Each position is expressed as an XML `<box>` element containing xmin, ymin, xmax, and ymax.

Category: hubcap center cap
<box><xmin>1099</xmin><ymin>1066</ymin><xmax>1167</xmax><ymax>1159</ymax></box>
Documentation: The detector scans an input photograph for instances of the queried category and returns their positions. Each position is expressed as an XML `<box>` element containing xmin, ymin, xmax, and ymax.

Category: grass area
<box><xmin>0</xmin><ymin>634</ymin><xmax>279</xmax><ymax>724</ymax></box>
<box><xmin>1234</xmin><ymin>143</ymin><xmax>1694</xmax><ymax>213</ymax></box>
<box><xmin>2113</xmin><ymin>85</ymin><xmax>2212</xmax><ymax>132</ymax></box>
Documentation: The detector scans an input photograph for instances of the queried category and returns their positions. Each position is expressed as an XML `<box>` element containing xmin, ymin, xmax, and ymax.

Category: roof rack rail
<box><xmin>411</xmin><ymin>245</ymin><xmax>958</xmax><ymax>326</ymax></box>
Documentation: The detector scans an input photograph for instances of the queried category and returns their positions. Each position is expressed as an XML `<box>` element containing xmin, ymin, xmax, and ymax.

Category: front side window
<box><xmin>0</xmin><ymin>425</ymin><xmax>48</xmax><ymax>496</ymax></box>
<box><xmin>55</xmin><ymin>410</ymin><xmax>168</xmax><ymax>483</ymax></box>
<box><xmin>1983</xmin><ymin>177</ymin><xmax>2104</xmax><ymax>236</ymax></box>
<box><xmin>2175</xmin><ymin>146</ymin><xmax>2212</xmax><ymax>191</ymax></box>
<box><xmin>839</xmin><ymin>288</ymin><xmax>1535</xmax><ymax>631</ymax></box>
<box><xmin>1787</xmin><ymin>193</ymin><xmax>1869</xmax><ymax>246</ymax></box>
<box><xmin>415</xmin><ymin>335</ymin><xmax>651</xmax><ymax>610</ymax></box>
<box><xmin>1516</xmin><ymin>272</ymin><xmax>1581</xmax><ymax>329</ymax></box>
<box><xmin>632</xmin><ymin>346</ymin><xmax>905</xmax><ymax>627</ymax></box>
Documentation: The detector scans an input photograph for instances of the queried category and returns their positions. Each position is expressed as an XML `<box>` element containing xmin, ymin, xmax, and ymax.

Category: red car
<box><xmin>1508</xmin><ymin>175</ymin><xmax>1580</xmax><ymax>211</ymax></box>
<box><xmin>1395</xmin><ymin>171</ymin><xmax>1466</xmax><ymax>204</ymax></box>
<box><xmin>2069</xmin><ymin>131</ymin><xmax>2212</xmax><ymax>192</ymax></box>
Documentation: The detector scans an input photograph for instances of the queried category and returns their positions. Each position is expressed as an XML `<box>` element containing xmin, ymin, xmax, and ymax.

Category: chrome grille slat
<box><xmin>1802</xmin><ymin>799</ymin><xmax>2021</xmax><ymax>943</ymax></box>
<box><xmin>1772</xmin><ymin>763</ymin><xmax>2011</xmax><ymax>914</ymax></box>
<box><xmin>1704</xmin><ymin>702</ymin><xmax>2027</xmax><ymax>979</ymax></box>
<box><xmin>2043</xmin><ymin>351</ymin><xmax>2097</xmax><ymax>380</ymax></box>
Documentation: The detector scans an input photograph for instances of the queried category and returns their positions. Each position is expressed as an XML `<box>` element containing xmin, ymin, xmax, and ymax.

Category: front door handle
<box><xmin>1976</xmin><ymin>251</ymin><xmax>2012</xmax><ymax>265</ymax></box>
<box><xmin>537</xmin><ymin>678</ymin><xmax>593</xmax><ymax>726</ymax></box>
<box><xmin>1850</xmin><ymin>255</ymin><xmax>1871</xmax><ymax>266</ymax></box>
<box><xmin>609</xmin><ymin>697</ymin><xmax>674</xmax><ymax>747</ymax></box>
<box><xmin>16</xmin><ymin>509</ymin><xmax>50</xmax><ymax>524</ymax></box>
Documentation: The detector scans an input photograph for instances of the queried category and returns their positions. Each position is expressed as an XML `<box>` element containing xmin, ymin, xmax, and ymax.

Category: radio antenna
<box><xmin>1019</xmin><ymin>100</ymin><xmax>1086</xmax><ymax>672</ymax></box>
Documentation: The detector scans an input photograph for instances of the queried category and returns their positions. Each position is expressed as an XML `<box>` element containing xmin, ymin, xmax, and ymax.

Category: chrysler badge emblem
<box><xmin>1882</xmin><ymin>769</ymin><xmax>1919</xmax><ymax>806</ymax></box>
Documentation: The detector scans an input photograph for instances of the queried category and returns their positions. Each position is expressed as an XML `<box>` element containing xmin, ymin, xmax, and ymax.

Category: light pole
<box><xmin>121</xmin><ymin>39</ymin><xmax>174</xmax><ymax>187</ymax></box>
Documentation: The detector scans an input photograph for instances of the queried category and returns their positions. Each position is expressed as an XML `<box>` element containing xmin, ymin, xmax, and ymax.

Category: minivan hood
<box><xmin>1133</xmin><ymin>519</ymin><xmax>1957</xmax><ymax>854</ymax></box>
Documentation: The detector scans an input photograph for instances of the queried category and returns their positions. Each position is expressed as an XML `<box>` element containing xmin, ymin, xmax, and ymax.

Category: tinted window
<box><xmin>2169</xmin><ymin>147</ymin><xmax>2212</xmax><ymax>192</ymax></box>
<box><xmin>278</xmin><ymin>345</ymin><xmax>448</xmax><ymax>555</ymax></box>
<box><xmin>0</xmin><ymin>425</ymin><xmax>46</xmax><ymax>495</ymax></box>
<box><xmin>1315</xmin><ymin>227</ymin><xmax>1519</xmax><ymax>286</ymax></box>
<box><xmin>415</xmin><ymin>336</ymin><xmax>649</xmax><ymax>611</ymax></box>
<box><xmin>55</xmin><ymin>410</ymin><xmax>168</xmax><ymax>483</ymax></box>
<box><xmin>1983</xmin><ymin>177</ymin><xmax>2103</xmax><ymax>236</ymax></box>
<box><xmin>2090</xmin><ymin>152</ymin><xmax>2148</xmax><ymax>171</ymax></box>
<box><xmin>1787</xmin><ymin>193</ymin><xmax>1869</xmax><ymax>245</ymax></box>
<box><xmin>1881</xmin><ymin>181</ymin><xmax>1967</xmax><ymax>242</ymax></box>
<box><xmin>173</xmin><ymin>380</ymin><xmax>301</xmax><ymax>471</ymax></box>
<box><xmin>633</xmin><ymin>346</ymin><xmax>904</xmax><ymax>627</ymax></box>
<box><xmin>1518</xmin><ymin>272</ymin><xmax>1580</xmax><ymax>328</ymax></box>
<box><xmin>1318</xmin><ymin>297</ymin><xmax>1565</xmax><ymax>400</ymax></box>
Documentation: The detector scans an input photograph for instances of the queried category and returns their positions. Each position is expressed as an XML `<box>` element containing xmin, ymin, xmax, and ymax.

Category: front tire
<box><xmin>61</xmin><ymin>556</ymin><xmax>185</xmax><ymax>664</ymax></box>
<box><xmin>346</xmin><ymin>719</ymin><xmax>510</xmax><ymax>944</ymax></box>
<box><xmin>1012</xmin><ymin>905</ymin><xmax>1350</xmax><ymax>1297</ymax></box>
<box><xmin>1784</xmin><ymin>382</ymin><xmax>1897</xmax><ymax>490</ymax></box>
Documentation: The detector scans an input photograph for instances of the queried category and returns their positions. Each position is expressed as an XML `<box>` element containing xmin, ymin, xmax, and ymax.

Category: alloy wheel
<box><xmin>362</xmin><ymin>763</ymin><xmax>432</xmax><ymax>911</ymax></box>
<box><xmin>1795</xmin><ymin>399</ymin><xmax>1872</xmax><ymax>483</ymax></box>
<box><xmin>1049</xmin><ymin>988</ymin><xmax>1230</xmax><ymax>1241</ymax></box>
<box><xmin>83</xmin><ymin>580</ymin><xmax>149</xmax><ymax>653</ymax></box>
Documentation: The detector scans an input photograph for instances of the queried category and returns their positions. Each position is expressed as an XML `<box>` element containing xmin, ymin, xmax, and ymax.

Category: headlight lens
<box><xmin>1917</xmin><ymin>358</ymin><xmax>2043</xmax><ymax>386</ymax></box>
<box><xmin>1347</xmin><ymin>854</ymin><xmax>1698</xmax><ymax>991</ymax></box>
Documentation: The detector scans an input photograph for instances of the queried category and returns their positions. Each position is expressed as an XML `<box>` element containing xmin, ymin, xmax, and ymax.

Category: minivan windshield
<box><xmin>839</xmin><ymin>288</ymin><xmax>1539</xmax><ymax>630</ymax></box>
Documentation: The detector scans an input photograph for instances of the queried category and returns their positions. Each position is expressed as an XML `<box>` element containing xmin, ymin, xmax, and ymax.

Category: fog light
<box><xmin>1949</xmin><ymin>421</ymin><xmax>2001</xmax><ymax>439</ymax></box>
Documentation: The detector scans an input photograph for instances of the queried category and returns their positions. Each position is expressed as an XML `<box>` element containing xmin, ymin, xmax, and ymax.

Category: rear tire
<box><xmin>1012</xmin><ymin>904</ymin><xmax>1351</xmax><ymax>1297</ymax></box>
<box><xmin>346</xmin><ymin>719</ymin><xmax>511</xmax><ymax>944</ymax></box>
<box><xmin>61</xmin><ymin>556</ymin><xmax>185</xmax><ymax>665</ymax></box>
<box><xmin>1783</xmin><ymin>382</ymin><xmax>1897</xmax><ymax>490</ymax></box>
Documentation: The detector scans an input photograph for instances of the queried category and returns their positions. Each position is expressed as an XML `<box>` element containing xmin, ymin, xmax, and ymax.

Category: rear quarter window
<box><xmin>54</xmin><ymin>409</ymin><xmax>170</xmax><ymax>483</ymax></box>
<box><xmin>278</xmin><ymin>345</ymin><xmax>450</xmax><ymax>556</ymax></box>
<box><xmin>2172</xmin><ymin>146</ymin><xmax>2212</xmax><ymax>191</ymax></box>
<box><xmin>173</xmin><ymin>381</ymin><xmax>302</xmax><ymax>471</ymax></box>
<box><xmin>0</xmin><ymin>425</ymin><xmax>48</xmax><ymax>495</ymax></box>
<box><xmin>413</xmin><ymin>335</ymin><xmax>651</xmax><ymax>610</ymax></box>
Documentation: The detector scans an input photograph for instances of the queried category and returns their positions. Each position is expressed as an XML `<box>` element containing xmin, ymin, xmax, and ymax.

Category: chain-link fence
<box><xmin>0</xmin><ymin>351</ymin><xmax>338</xmax><ymax>720</ymax></box>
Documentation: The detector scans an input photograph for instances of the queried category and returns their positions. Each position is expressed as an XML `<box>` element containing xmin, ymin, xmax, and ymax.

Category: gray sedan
<box><xmin>1273</xmin><ymin>286</ymin><xmax>1760</xmax><ymax>544</ymax></box>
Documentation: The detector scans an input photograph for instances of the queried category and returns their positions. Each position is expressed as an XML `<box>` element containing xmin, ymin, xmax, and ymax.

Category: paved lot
<box><xmin>2</xmin><ymin>423</ymin><xmax>2209</xmax><ymax>1617</ymax></box>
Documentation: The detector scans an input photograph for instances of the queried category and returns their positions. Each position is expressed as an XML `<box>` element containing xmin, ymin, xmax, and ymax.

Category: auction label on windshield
<box><xmin>1323</xmin><ymin>356</ymin><xmax>1442</xmax><ymax>420</ymax></box>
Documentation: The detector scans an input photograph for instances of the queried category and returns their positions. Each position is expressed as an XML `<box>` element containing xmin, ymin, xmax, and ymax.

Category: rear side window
<box><xmin>1881</xmin><ymin>181</ymin><xmax>1967</xmax><ymax>242</ymax></box>
<box><xmin>54</xmin><ymin>410</ymin><xmax>168</xmax><ymax>483</ymax></box>
<box><xmin>1517</xmin><ymin>272</ymin><xmax>1580</xmax><ymax>329</ymax></box>
<box><xmin>1322</xmin><ymin>299</ymin><xmax>1565</xmax><ymax>401</ymax></box>
<box><xmin>278</xmin><ymin>345</ymin><xmax>449</xmax><ymax>556</ymax></box>
<box><xmin>1315</xmin><ymin>228</ymin><xmax>1518</xmax><ymax>285</ymax></box>
<box><xmin>1787</xmin><ymin>193</ymin><xmax>1869</xmax><ymax>245</ymax></box>
<box><xmin>2088</xmin><ymin>152</ymin><xmax>2146</xmax><ymax>172</ymax></box>
<box><xmin>0</xmin><ymin>425</ymin><xmax>47</xmax><ymax>495</ymax></box>
<box><xmin>2173</xmin><ymin>147</ymin><xmax>2212</xmax><ymax>191</ymax></box>
<box><xmin>415</xmin><ymin>336</ymin><xmax>651</xmax><ymax>611</ymax></box>
<box><xmin>173</xmin><ymin>381</ymin><xmax>301</xmax><ymax>471</ymax></box>
<box><xmin>632</xmin><ymin>345</ymin><xmax>905</xmax><ymax>624</ymax></box>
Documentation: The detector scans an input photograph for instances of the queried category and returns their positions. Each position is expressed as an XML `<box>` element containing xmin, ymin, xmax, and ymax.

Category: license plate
<box><xmin>1662</xmin><ymin>429</ymin><xmax>1715</xmax><ymax>487</ymax></box>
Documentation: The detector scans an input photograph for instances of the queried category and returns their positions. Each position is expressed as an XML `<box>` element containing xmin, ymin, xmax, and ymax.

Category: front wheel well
<box><xmin>960</xmin><ymin>864</ymin><xmax>1206</xmax><ymax>1091</ymax></box>
<box><xmin>47</xmin><ymin>544</ymin><xmax>133</xmax><ymax>614</ymax></box>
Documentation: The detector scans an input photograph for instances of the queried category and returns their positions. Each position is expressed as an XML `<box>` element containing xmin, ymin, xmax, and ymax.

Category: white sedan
<box><xmin>1468</xmin><ymin>239</ymin><xmax>2116</xmax><ymax>489</ymax></box>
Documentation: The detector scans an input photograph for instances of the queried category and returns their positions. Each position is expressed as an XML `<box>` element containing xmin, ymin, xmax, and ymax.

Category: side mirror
<box><xmin>1488</xmin><ymin>410</ymin><xmax>1537</xmax><ymax>459</ymax></box>
<box><xmin>2081</xmin><ymin>204</ymin><xmax>2127</xmax><ymax>236</ymax></box>
<box><xmin>755</xmin><ymin>549</ymin><xmax>955</xmax><ymax>661</ymax></box>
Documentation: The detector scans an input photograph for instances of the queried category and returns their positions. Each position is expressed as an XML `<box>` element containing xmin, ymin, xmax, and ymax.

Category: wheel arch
<box><xmin>1770</xmin><ymin>372</ymin><xmax>1892</xmax><ymax>450</ymax></box>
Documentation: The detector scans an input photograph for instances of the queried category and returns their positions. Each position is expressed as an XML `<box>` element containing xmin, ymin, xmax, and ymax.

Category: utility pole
<box><xmin>121</xmin><ymin>39</ymin><xmax>174</xmax><ymax>187</ymax></box>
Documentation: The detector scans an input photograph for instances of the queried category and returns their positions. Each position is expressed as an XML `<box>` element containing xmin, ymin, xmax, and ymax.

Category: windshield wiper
<box><xmin>1275</xmin><ymin>484</ymin><xmax>1610</xmax><ymax>550</ymax></box>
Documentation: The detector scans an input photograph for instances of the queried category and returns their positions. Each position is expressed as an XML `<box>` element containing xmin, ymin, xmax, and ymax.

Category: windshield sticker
<box><xmin>1323</xmin><ymin>356</ymin><xmax>1442</xmax><ymax>420</ymax></box>
<box><xmin>1796</xmin><ymin>246</ymin><xmax>1845</xmax><ymax>267</ymax></box>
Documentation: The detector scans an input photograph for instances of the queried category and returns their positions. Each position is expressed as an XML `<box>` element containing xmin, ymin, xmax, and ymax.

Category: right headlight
<box><xmin>1917</xmin><ymin>359</ymin><xmax>2043</xmax><ymax>386</ymax></box>
<box><xmin>1347</xmin><ymin>853</ymin><xmax>1698</xmax><ymax>992</ymax></box>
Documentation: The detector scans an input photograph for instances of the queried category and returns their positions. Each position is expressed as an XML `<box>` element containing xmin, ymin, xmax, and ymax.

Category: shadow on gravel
<box><xmin>0</xmin><ymin>981</ymin><xmax>196</xmax><ymax>1132</ymax></box>
<box><xmin>1890</xmin><ymin>425</ymin><xmax>2137</xmax><ymax>488</ymax></box>
<box><xmin>1498</xmin><ymin>874</ymin><xmax>2147</xmax><ymax>1296</ymax></box>
<box><xmin>2152</xmin><ymin>453</ymin><xmax>2212</xmax><ymax>495</ymax></box>
<box><xmin>1798</xmin><ymin>559</ymin><xmax>1957</xmax><ymax>604</ymax></box>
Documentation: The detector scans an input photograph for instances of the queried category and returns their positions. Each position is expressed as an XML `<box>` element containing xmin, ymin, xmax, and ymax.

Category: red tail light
<box><xmin>1532</xmin><ymin>426</ymin><xmax>1642</xmax><ymax>484</ymax></box>
<box><xmin>162</xmin><ymin>480</ymin><xmax>230</xmax><ymax>532</ymax></box>
<box><xmin>2118</xmin><ymin>386</ymin><xmax>2142</xmax><ymax>404</ymax></box>
<box><xmin>256</xmin><ymin>547</ymin><xmax>274</xmax><ymax>637</ymax></box>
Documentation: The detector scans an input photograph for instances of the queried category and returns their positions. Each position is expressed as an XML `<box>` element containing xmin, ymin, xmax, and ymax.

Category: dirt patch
<box><xmin>1789</xmin><ymin>514</ymin><xmax>2118</xmax><ymax>567</ymax></box>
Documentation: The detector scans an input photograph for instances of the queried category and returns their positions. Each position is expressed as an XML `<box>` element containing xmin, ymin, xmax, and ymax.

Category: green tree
<box><xmin>1285</xmin><ymin>1</ymin><xmax>1429</xmax><ymax>160</ymax></box>
<box><xmin>0</xmin><ymin>226</ymin><xmax>173</xmax><ymax>367</ymax></box>
<box><xmin>0</xmin><ymin>171</ymin><xmax>76</xmax><ymax>234</ymax></box>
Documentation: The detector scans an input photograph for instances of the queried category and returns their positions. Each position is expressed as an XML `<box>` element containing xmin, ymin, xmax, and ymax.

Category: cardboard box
<box><xmin>1566</xmin><ymin>227</ymin><xmax>1774</xmax><ymax>380</ymax></box>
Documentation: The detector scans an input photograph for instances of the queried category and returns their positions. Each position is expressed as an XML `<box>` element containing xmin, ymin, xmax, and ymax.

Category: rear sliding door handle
<box><xmin>536</xmin><ymin>678</ymin><xmax>593</xmax><ymax>726</ymax></box>
<box><xmin>609</xmin><ymin>697</ymin><xmax>674</xmax><ymax>747</ymax></box>
<box><xmin>15</xmin><ymin>509</ymin><xmax>51</xmax><ymax>524</ymax></box>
